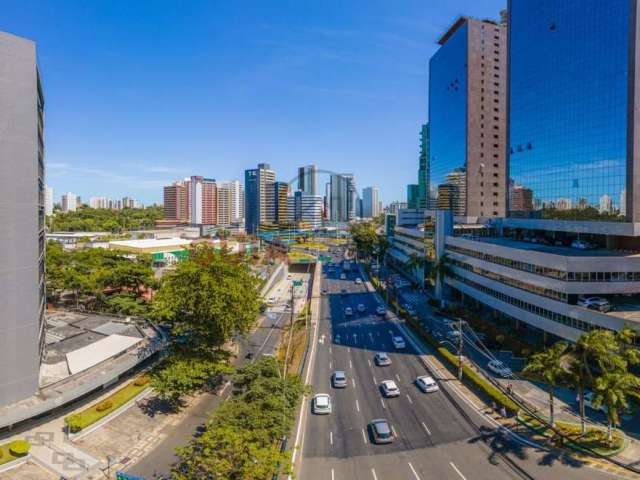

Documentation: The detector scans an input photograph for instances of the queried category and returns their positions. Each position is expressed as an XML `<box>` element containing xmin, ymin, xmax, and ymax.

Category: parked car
<box><xmin>344</xmin><ymin>307</ymin><xmax>353</xmax><ymax>316</ymax></box>
<box><xmin>416</xmin><ymin>375</ymin><xmax>439</xmax><ymax>393</ymax></box>
<box><xmin>487</xmin><ymin>359</ymin><xmax>512</xmax><ymax>378</ymax></box>
<box><xmin>332</xmin><ymin>370</ymin><xmax>347</xmax><ymax>388</ymax></box>
<box><xmin>357</xmin><ymin>303</ymin><xmax>366</xmax><ymax>313</ymax></box>
<box><xmin>321</xmin><ymin>289</ymin><xmax>328</xmax><ymax>295</ymax></box>
<box><xmin>369</xmin><ymin>418</ymin><xmax>395</xmax><ymax>444</ymax></box>
<box><xmin>577</xmin><ymin>296</ymin><xmax>612</xmax><ymax>312</ymax></box>
<box><xmin>376</xmin><ymin>306</ymin><xmax>386</xmax><ymax>316</ymax></box>
<box><xmin>380</xmin><ymin>380</ymin><xmax>400</xmax><ymax>397</ymax></box>
<box><xmin>312</xmin><ymin>394</ymin><xmax>332</xmax><ymax>414</ymax></box>
<box><xmin>355</xmin><ymin>278</ymin><xmax>363</xmax><ymax>284</ymax></box>
<box><xmin>374</xmin><ymin>352</ymin><xmax>392</xmax><ymax>366</ymax></box>
<box><xmin>340</xmin><ymin>273</ymin><xmax>347</xmax><ymax>280</ymax></box>
<box><xmin>392</xmin><ymin>336</ymin><xmax>406</xmax><ymax>349</ymax></box>
<box><xmin>571</xmin><ymin>239</ymin><xmax>595</xmax><ymax>250</ymax></box>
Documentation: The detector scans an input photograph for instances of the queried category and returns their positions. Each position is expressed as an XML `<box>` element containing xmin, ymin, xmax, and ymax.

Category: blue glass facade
<box><xmin>508</xmin><ymin>0</ymin><xmax>631</xmax><ymax>221</ymax></box>
<box><xmin>244</xmin><ymin>168</ymin><xmax>259</xmax><ymax>234</ymax></box>
<box><xmin>429</xmin><ymin>22</ymin><xmax>468</xmax><ymax>212</ymax></box>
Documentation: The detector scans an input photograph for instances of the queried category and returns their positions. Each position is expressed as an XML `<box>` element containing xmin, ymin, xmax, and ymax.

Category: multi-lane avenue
<box><xmin>295</xmin><ymin>253</ymin><xmax>619</xmax><ymax>480</ymax></box>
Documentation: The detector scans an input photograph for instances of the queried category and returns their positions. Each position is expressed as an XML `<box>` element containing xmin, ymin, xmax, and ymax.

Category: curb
<box><xmin>0</xmin><ymin>453</ymin><xmax>30</xmax><ymax>474</ymax></box>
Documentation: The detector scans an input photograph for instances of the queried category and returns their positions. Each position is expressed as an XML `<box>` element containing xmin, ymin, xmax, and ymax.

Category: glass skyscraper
<box><xmin>508</xmin><ymin>0</ymin><xmax>630</xmax><ymax>221</ymax></box>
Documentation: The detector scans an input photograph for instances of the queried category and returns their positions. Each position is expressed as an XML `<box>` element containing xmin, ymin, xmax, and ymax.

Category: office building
<box><xmin>61</xmin><ymin>192</ymin><xmax>78</xmax><ymax>212</ymax></box>
<box><xmin>324</xmin><ymin>182</ymin><xmax>331</xmax><ymax>219</ymax></box>
<box><xmin>298</xmin><ymin>165</ymin><xmax>317</xmax><ymax>195</ymax></box>
<box><xmin>429</xmin><ymin>16</ymin><xmax>507</xmax><ymax>218</ymax></box>
<box><xmin>244</xmin><ymin>163</ymin><xmax>276</xmax><ymax>234</ymax></box>
<box><xmin>386</xmin><ymin>201</ymin><xmax>408</xmax><ymax>216</ymax></box>
<box><xmin>407</xmin><ymin>184</ymin><xmax>420</xmax><ymax>209</ymax></box>
<box><xmin>418</xmin><ymin>123</ymin><xmax>430</xmax><ymax>208</ymax></box>
<box><xmin>362</xmin><ymin>186</ymin><xmax>380</xmax><ymax>219</ymax></box>
<box><xmin>45</xmin><ymin>186</ymin><xmax>53</xmax><ymax>216</ymax></box>
<box><xmin>265</xmin><ymin>181</ymin><xmax>289</xmax><ymax>226</ymax></box>
<box><xmin>0</xmin><ymin>31</ymin><xmax>45</xmax><ymax>407</ymax></box>
<box><xmin>330</xmin><ymin>174</ymin><xmax>356</xmax><ymax>222</ymax></box>
<box><xmin>289</xmin><ymin>192</ymin><xmax>323</xmax><ymax>229</ymax></box>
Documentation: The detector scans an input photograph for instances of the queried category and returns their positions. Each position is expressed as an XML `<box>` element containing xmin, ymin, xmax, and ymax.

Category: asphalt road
<box><xmin>297</xmin><ymin>256</ymin><xmax>619</xmax><ymax>480</ymax></box>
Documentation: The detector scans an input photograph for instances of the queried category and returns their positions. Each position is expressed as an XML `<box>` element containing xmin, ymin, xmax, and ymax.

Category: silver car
<box><xmin>312</xmin><ymin>393</ymin><xmax>332</xmax><ymax>414</ymax></box>
<box><xmin>332</xmin><ymin>370</ymin><xmax>347</xmax><ymax>388</ymax></box>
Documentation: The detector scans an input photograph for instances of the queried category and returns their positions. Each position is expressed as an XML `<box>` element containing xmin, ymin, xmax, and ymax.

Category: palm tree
<box><xmin>569</xmin><ymin>329</ymin><xmax>623</xmax><ymax>434</ymax></box>
<box><xmin>591</xmin><ymin>371</ymin><xmax>640</xmax><ymax>443</ymax></box>
<box><xmin>523</xmin><ymin>341</ymin><xmax>569</xmax><ymax>426</ymax></box>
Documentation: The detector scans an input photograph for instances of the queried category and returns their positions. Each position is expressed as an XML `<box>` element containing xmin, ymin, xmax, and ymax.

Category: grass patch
<box><xmin>518</xmin><ymin>412</ymin><xmax>626</xmax><ymax>456</ymax></box>
<box><xmin>291</xmin><ymin>242</ymin><xmax>329</xmax><ymax>251</ymax></box>
<box><xmin>0</xmin><ymin>440</ymin><xmax>30</xmax><ymax>465</ymax></box>
<box><xmin>288</xmin><ymin>251</ymin><xmax>316</xmax><ymax>264</ymax></box>
<box><xmin>278</xmin><ymin>302</ymin><xmax>310</xmax><ymax>374</ymax></box>
<box><xmin>65</xmin><ymin>375</ymin><xmax>150</xmax><ymax>433</ymax></box>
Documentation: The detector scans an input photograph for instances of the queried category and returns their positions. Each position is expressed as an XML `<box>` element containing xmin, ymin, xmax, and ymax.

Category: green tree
<box><xmin>592</xmin><ymin>371</ymin><xmax>640</xmax><ymax>443</ymax></box>
<box><xmin>523</xmin><ymin>341</ymin><xmax>568</xmax><ymax>426</ymax></box>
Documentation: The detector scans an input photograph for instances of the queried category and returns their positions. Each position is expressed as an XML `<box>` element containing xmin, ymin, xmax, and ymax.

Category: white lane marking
<box><xmin>348</xmin><ymin>347</ymin><xmax>351</xmax><ymax>353</ymax></box>
<box><xmin>352</xmin><ymin>378</ymin><xmax>356</xmax><ymax>388</ymax></box>
<box><xmin>329</xmin><ymin>360</ymin><xmax>332</xmax><ymax>369</ymax></box>
<box><xmin>391</xmin><ymin>426</ymin><xmax>398</xmax><ymax>438</ymax></box>
<box><xmin>449</xmin><ymin>462</ymin><xmax>467</xmax><ymax>480</ymax></box>
<box><xmin>395</xmin><ymin>373</ymin><xmax>401</xmax><ymax>382</ymax></box>
<box><xmin>368</xmin><ymin>359</ymin><xmax>372</xmax><ymax>367</ymax></box>
<box><xmin>355</xmin><ymin>399</ymin><xmax>360</xmax><ymax>412</ymax></box>
<box><xmin>349</xmin><ymin>359</ymin><xmax>353</xmax><ymax>369</ymax></box>
<box><xmin>381</xmin><ymin>398</ymin><xmax>386</xmax><ymax>409</ymax></box>
<box><xmin>329</xmin><ymin>346</ymin><xmax>332</xmax><ymax>354</ymax></box>
<box><xmin>331</xmin><ymin>468</ymin><xmax>335</xmax><ymax>480</ymax></box>
<box><xmin>330</xmin><ymin>431</ymin><xmax>333</xmax><ymax>445</ymax></box>
<box><xmin>362</xmin><ymin>428</ymin><xmax>367</xmax><ymax>443</ymax></box>
<box><xmin>406</xmin><ymin>394</ymin><xmax>413</xmax><ymax>404</ymax></box>
<box><xmin>371</xmin><ymin>468</ymin><xmax>378</xmax><ymax>480</ymax></box>
<box><xmin>373</xmin><ymin>375</ymin><xmax>377</xmax><ymax>384</ymax></box>
<box><xmin>408</xmin><ymin>462</ymin><xmax>421</xmax><ymax>480</ymax></box>
<box><xmin>421</xmin><ymin>421</ymin><xmax>431</xmax><ymax>435</ymax></box>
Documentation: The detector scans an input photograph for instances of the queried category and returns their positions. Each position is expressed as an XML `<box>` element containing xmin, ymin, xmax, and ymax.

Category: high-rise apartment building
<box><xmin>429</xmin><ymin>16</ymin><xmax>507</xmax><ymax>218</ymax></box>
<box><xmin>89</xmin><ymin>196</ymin><xmax>108</xmax><ymax>209</ymax></box>
<box><xmin>362</xmin><ymin>186</ymin><xmax>380</xmax><ymax>218</ymax></box>
<box><xmin>0</xmin><ymin>31</ymin><xmax>45</xmax><ymax>407</ymax></box>
<box><xmin>329</xmin><ymin>174</ymin><xmax>356</xmax><ymax>222</ymax></box>
<box><xmin>510</xmin><ymin>185</ymin><xmax>533</xmax><ymax>214</ymax></box>
<box><xmin>188</xmin><ymin>176</ymin><xmax>217</xmax><ymax>225</ymax></box>
<box><xmin>218</xmin><ymin>180</ymin><xmax>244</xmax><ymax>223</ymax></box>
<box><xmin>61</xmin><ymin>192</ymin><xmax>78</xmax><ymax>212</ymax></box>
<box><xmin>45</xmin><ymin>186</ymin><xmax>53</xmax><ymax>216</ymax></box>
<box><xmin>163</xmin><ymin>180</ymin><xmax>189</xmax><ymax>222</ymax></box>
<box><xmin>244</xmin><ymin>163</ymin><xmax>276</xmax><ymax>234</ymax></box>
<box><xmin>418</xmin><ymin>123</ymin><xmax>430</xmax><ymax>208</ymax></box>
<box><xmin>298</xmin><ymin>165</ymin><xmax>317</xmax><ymax>195</ymax></box>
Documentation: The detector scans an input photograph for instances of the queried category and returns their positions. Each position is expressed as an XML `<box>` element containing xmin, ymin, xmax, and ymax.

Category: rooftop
<box><xmin>109</xmin><ymin>237</ymin><xmax>192</xmax><ymax>249</ymax></box>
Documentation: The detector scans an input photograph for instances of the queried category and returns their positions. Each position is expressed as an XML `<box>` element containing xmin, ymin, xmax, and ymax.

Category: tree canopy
<box><xmin>350</xmin><ymin>221</ymin><xmax>386</xmax><ymax>259</ymax></box>
<box><xmin>47</xmin><ymin>206</ymin><xmax>163</xmax><ymax>232</ymax></box>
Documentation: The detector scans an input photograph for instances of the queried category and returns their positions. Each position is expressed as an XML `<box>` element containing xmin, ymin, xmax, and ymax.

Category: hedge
<box><xmin>0</xmin><ymin>439</ymin><xmax>30</xmax><ymax>466</ymax></box>
<box><xmin>64</xmin><ymin>375</ymin><xmax>150</xmax><ymax>433</ymax></box>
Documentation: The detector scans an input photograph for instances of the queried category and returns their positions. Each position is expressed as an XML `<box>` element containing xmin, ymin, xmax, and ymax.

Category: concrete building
<box><xmin>510</xmin><ymin>185</ymin><xmax>533</xmax><ymax>214</ymax></box>
<box><xmin>163</xmin><ymin>180</ymin><xmax>189</xmax><ymax>222</ymax></box>
<box><xmin>429</xmin><ymin>16</ymin><xmax>507</xmax><ymax>218</ymax></box>
<box><xmin>89</xmin><ymin>196</ymin><xmax>108</xmax><ymax>209</ymax></box>
<box><xmin>219</xmin><ymin>180</ymin><xmax>244</xmax><ymax>223</ymax></box>
<box><xmin>0</xmin><ymin>31</ymin><xmax>46</xmax><ymax>407</ymax></box>
<box><xmin>45</xmin><ymin>185</ymin><xmax>53</xmax><ymax>216</ymax></box>
<box><xmin>244</xmin><ymin>163</ymin><xmax>276</xmax><ymax>234</ymax></box>
<box><xmin>264</xmin><ymin>181</ymin><xmax>289</xmax><ymax>226</ymax></box>
<box><xmin>188</xmin><ymin>176</ymin><xmax>217</xmax><ymax>225</ymax></box>
<box><xmin>298</xmin><ymin>164</ymin><xmax>317</xmax><ymax>195</ymax></box>
<box><xmin>288</xmin><ymin>192</ymin><xmax>323</xmax><ymax>229</ymax></box>
<box><xmin>61</xmin><ymin>192</ymin><xmax>78</xmax><ymax>212</ymax></box>
<box><xmin>362</xmin><ymin>186</ymin><xmax>380</xmax><ymax>219</ymax></box>
<box><xmin>330</xmin><ymin>174</ymin><xmax>356</xmax><ymax>222</ymax></box>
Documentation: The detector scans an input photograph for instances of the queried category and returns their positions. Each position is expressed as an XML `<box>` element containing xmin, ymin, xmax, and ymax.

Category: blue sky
<box><xmin>3</xmin><ymin>0</ymin><xmax>504</xmax><ymax>205</ymax></box>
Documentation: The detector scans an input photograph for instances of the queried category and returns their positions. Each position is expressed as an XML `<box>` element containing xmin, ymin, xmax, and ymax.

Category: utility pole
<box><xmin>283</xmin><ymin>281</ymin><xmax>295</xmax><ymax>378</ymax></box>
<box><xmin>458</xmin><ymin>317</ymin><xmax>464</xmax><ymax>381</ymax></box>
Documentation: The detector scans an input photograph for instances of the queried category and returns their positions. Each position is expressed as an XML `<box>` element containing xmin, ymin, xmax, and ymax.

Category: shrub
<box><xmin>95</xmin><ymin>400</ymin><xmax>113</xmax><ymax>412</ymax></box>
<box><xmin>65</xmin><ymin>414</ymin><xmax>84</xmax><ymax>433</ymax></box>
<box><xmin>133</xmin><ymin>375</ymin><xmax>151</xmax><ymax>387</ymax></box>
<box><xmin>8</xmin><ymin>440</ymin><xmax>30</xmax><ymax>456</ymax></box>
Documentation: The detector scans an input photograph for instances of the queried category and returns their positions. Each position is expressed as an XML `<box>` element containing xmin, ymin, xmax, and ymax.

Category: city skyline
<box><xmin>1</xmin><ymin>0</ymin><xmax>506</xmax><ymax>205</ymax></box>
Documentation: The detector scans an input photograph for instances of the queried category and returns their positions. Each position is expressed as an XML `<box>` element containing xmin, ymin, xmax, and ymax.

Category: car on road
<box><xmin>487</xmin><ymin>359</ymin><xmax>513</xmax><ymax>378</ymax></box>
<box><xmin>416</xmin><ymin>375</ymin><xmax>439</xmax><ymax>393</ymax></box>
<box><xmin>392</xmin><ymin>336</ymin><xmax>406</xmax><ymax>349</ymax></box>
<box><xmin>287</xmin><ymin>274</ymin><xmax>293</xmax><ymax>279</ymax></box>
<box><xmin>321</xmin><ymin>289</ymin><xmax>328</xmax><ymax>295</ymax></box>
<box><xmin>344</xmin><ymin>307</ymin><xmax>353</xmax><ymax>316</ymax></box>
<box><xmin>332</xmin><ymin>370</ymin><xmax>347</xmax><ymax>388</ymax></box>
<box><xmin>376</xmin><ymin>306</ymin><xmax>386</xmax><ymax>316</ymax></box>
<box><xmin>374</xmin><ymin>352</ymin><xmax>391</xmax><ymax>366</ymax></box>
<box><xmin>356</xmin><ymin>303</ymin><xmax>366</xmax><ymax>313</ymax></box>
<box><xmin>577</xmin><ymin>296</ymin><xmax>612</xmax><ymax>312</ymax></box>
<box><xmin>334</xmin><ymin>334</ymin><xmax>340</xmax><ymax>344</ymax></box>
<box><xmin>267</xmin><ymin>296</ymin><xmax>277</xmax><ymax>306</ymax></box>
<box><xmin>312</xmin><ymin>393</ymin><xmax>332</xmax><ymax>414</ymax></box>
<box><xmin>355</xmin><ymin>278</ymin><xmax>363</xmax><ymax>284</ymax></box>
<box><xmin>340</xmin><ymin>273</ymin><xmax>347</xmax><ymax>280</ymax></box>
<box><xmin>380</xmin><ymin>380</ymin><xmax>400</xmax><ymax>397</ymax></box>
<box><xmin>369</xmin><ymin>418</ymin><xmax>395</xmax><ymax>444</ymax></box>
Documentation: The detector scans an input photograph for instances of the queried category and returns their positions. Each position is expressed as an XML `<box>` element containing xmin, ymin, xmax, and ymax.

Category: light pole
<box><xmin>457</xmin><ymin>318</ymin><xmax>464</xmax><ymax>381</ymax></box>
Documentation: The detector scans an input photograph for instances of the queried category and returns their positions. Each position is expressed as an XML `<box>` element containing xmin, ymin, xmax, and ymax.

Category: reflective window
<box><xmin>508</xmin><ymin>0</ymin><xmax>629</xmax><ymax>221</ymax></box>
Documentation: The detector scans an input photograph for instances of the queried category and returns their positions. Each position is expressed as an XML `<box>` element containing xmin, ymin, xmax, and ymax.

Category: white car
<box><xmin>357</xmin><ymin>303</ymin><xmax>366</xmax><ymax>313</ymax></box>
<box><xmin>416</xmin><ymin>375</ymin><xmax>439</xmax><ymax>393</ymax></box>
<box><xmin>392</xmin><ymin>336</ymin><xmax>406</xmax><ymax>349</ymax></box>
<box><xmin>577</xmin><ymin>297</ymin><xmax>612</xmax><ymax>312</ymax></box>
<box><xmin>312</xmin><ymin>393</ymin><xmax>332</xmax><ymax>414</ymax></box>
<box><xmin>267</xmin><ymin>296</ymin><xmax>277</xmax><ymax>306</ymax></box>
<box><xmin>344</xmin><ymin>307</ymin><xmax>353</xmax><ymax>316</ymax></box>
<box><xmin>487</xmin><ymin>360</ymin><xmax>512</xmax><ymax>378</ymax></box>
<box><xmin>374</xmin><ymin>352</ymin><xmax>392</xmax><ymax>366</ymax></box>
<box><xmin>380</xmin><ymin>380</ymin><xmax>400</xmax><ymax>397</ymax></box>
<box><xmin>355</xmin><ymin>278</ymin><xmax>363</xmax><ymax>284</ymax></box>
<box><xmin>340</xmin><ymin>273</ymin><xmax>347</xmax><ymax>280</ymax></box>
<box><xmin>376</xmin><ymin>306</ymin><xmax>386</xmax><ymax>316</ymax></box>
